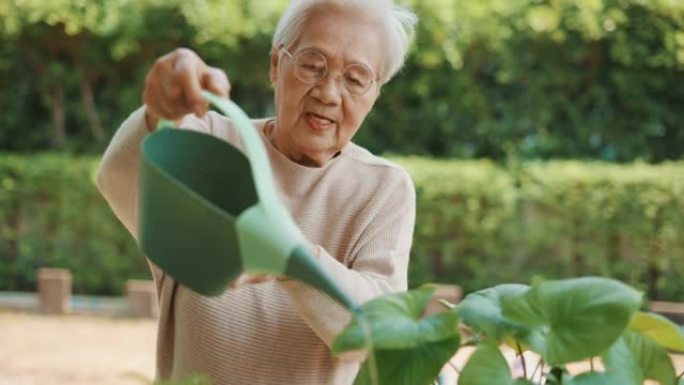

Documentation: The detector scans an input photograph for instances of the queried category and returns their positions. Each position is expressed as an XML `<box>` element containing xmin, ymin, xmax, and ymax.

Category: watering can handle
<box><xmin>153</xmin><ymin>93</ymin><xmax>359</xmax><ymax>310</ymax></box>
<box><xmin>156</xmin><ymin>92</ymin><xmax>284</xmax><ymax>216</ymax></box>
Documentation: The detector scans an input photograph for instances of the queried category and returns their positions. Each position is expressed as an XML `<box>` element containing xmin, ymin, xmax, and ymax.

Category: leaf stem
<box><xmin>590</xmin><ymin>357</ymin><xmax>594</xmax><ymax>372</ymax></box>
<box><xmin>530</xmin><ymin>358</ymin><xmax>543</xmax><ymax>381</ymax></box>
<box><xmin>676</xmin><ymin>370</ymin><xmax>684</xmax><ymax>381</ymax></box>
<box><xmin>448</xmin><ymin>360</ymin><xmax>461</xmax><ymax>375</ymax></box>
<box><xmin>439</xmin><ymin>299</ymin><xmax>455</xmax><ymax>309</ymax></box>
<box><xmin>516</xmin><ymin>341</ymin><xmax>528</xmax><ymax>379</ymax></box>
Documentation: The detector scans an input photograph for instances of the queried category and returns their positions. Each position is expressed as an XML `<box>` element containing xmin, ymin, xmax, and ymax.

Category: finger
<box><xmin>230</xmin><ymin>274</ymin><xmax>251</xmax><ymax>289</ymax></box>
<box><xmin>146</xmin><ymin>85</ymin><xmax>184</xmax><ymax>121</ymax></box>
<box><xmin>175</xmin><ymin>55</ymin><xmax>209</xmax><ymax>117</ymax></box>
<box><xmin>144</xmin><ymin>62</ymin><xmax>188</xmax><ymax>121</ymax></box>
<box><xmin>230</xmin><ymin>274</ymin><xmax>275</xmax><ymax>289</ymax></box>
<box><xmin>202</xmin><ymin>67</ymin><xmax>231</xmax><ymax>99</ymax></box>
<box><xmin>248</xmin><ymin>275</ymin><xmax>273</xmax><ymax>284</ymax></box>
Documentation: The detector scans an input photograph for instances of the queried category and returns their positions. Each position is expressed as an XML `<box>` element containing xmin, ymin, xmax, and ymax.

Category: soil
<box><xmin>0</xmin><ymin>310</ymin><xmax>156</xmax><ymax>385</ymax></box>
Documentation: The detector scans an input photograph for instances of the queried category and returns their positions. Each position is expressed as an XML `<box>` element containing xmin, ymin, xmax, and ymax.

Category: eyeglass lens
<box><xmin>293</xmin><ymin>50</ymin><xmax>374</xmax><ymax>95</ymax></box>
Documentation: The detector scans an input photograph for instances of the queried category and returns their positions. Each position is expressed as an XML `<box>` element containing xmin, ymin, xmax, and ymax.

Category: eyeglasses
<box><xmin>280</xmin><ymin>46</ymin><xmax>377</xmax><ymax>96</ymax></box>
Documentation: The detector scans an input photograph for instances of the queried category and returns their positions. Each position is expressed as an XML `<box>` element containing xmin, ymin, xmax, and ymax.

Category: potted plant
<box><xmin>333</xmin><ymin>276</ymin><xmax>684</xmax><ymax>385</ymax></box>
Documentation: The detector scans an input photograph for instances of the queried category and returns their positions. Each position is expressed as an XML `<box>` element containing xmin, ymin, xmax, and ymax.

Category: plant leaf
<box><xmin>603</xmin><ymin>331</ymin><xmax>677</xmax><ymax>385</ymax></box>
<box><xmin>511</xmin><ymin>380</ymin><xmax>535</xmax><ymax>385</ymax></box>
<box><xmin>333</xmin><ymin>285</ymin><xmax>459</xmax><ymax>352</ymax></box>
<box><xmin>630</xmin><ymin>311</ymin><xmax>684</xmax><ymax>352</ymax></box>
<box><xmin>501</xmin><ymin>277</ymin><xmax>642</xmax><ymax>365</ymax></box>
<box><xmin>458</xmin><ymin>343</ymin><xmax>513</xmax><ymax>385</ymax></box>
<box><xmin>333</xmin><ymin>285</ymin><xmax>461</xmax><ymax>385</ymax></box>
<box><xmin>458</xmin><ymin>344</ymin><xmax>536</xmax><ymax>385</ymax></box>
<box><xmin>353</xmin><ymin>338</ymin><xmax>460</xmax><ymax>385</ymax></box>
<box><xmin>456</xmin><ymin>284</ymin><xmax>530</xmax><ymax>342</ymax></box>
<box><xmin>565</xmin><ymin>372</ymin><xmax>627</xmax><ymax>385</ymax></box>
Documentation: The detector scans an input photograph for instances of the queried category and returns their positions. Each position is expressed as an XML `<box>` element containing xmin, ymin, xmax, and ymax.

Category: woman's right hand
<box><xmin>143</xmin><ymin>48</ymin><xmax>231</xmax><ymax>129</ymax></box>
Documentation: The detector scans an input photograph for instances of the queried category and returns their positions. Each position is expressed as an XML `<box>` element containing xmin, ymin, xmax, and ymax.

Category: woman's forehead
<box><xmin>293</xmin><ymin>9</ymin><xmax>384</xmax><ymax>70</ymax></box>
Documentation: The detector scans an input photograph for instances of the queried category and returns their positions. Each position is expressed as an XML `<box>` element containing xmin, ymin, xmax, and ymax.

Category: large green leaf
<box><xmin>565</xmin><ymin>372</ymin><xmax>626</xmax><ymax>385</ymax></box>
<box><xmin>600</xmin><ymin>334</ymin><xmax>643</xmax><ymax>385</ymax></box>
<box><xmin>603</xmin><ymin>331</ymin><xmax>677</xmax><ymax>385</ymax></box>
<box><xmin>333</xmin><ymin>285</ymin><xmax>459</xmax><ymax>351</ymax></box>
<box><xmin>352</xmin><ymin>338</ymin><xmax>460</xmax><ymax>385</ymax></box>
<box><xmin>456</xmin><ymin>284</ymin><xmax>530</xmax><ymax>342</ymax></box>
<box><xmin>458</xmin><ymin>343</ymin><xmax>535</xmax><ymax>385</ymax></box>
<box><xmin>332</xmin><ymin>285</ymin><xmax>461</xmax><ymax>385</ymax></box>
<box><xmin>629</xmin><ymin>312</ymin><xmax>684</xmax><ymax>352</ymax></box>
<box><xmin>501</xmin><ymin>277</ymin><xmax>642</xmax><ymax>365</ymax></box>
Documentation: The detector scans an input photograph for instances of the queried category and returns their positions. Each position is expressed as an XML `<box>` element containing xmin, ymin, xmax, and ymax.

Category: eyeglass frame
<box><xmin>279</xmin><ymin>46</ymin><xmax>378</xmax><ymax>96</ymax></box>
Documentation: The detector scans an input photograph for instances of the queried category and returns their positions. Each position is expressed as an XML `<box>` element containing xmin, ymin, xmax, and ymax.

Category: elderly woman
<box><xmin>97</xmin><ymin>0</ymin><xmax>418</xmax><ymax>384</ymax></box>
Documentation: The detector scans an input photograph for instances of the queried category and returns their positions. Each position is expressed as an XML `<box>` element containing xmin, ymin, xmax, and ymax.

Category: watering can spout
<box><xmin>285</xmin><ymin>246</ymin><xmax>359</xmax><ymax>311</ymax></box>
<box><xmin>236</xmin><ymin>204</ymin><xmax>359</xmax><ymax>310</ymax></box>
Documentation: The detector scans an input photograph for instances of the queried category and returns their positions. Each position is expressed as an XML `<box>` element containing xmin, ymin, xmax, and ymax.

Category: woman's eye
<box><xmin>345</xmin><ymin>75</ymin><xmax>363</xmax><ymax>87</ymax></box>
<box><xmin>300</xmin><ymin>63</ymin><xmax>324</xmax><ymax>73</ymax></box>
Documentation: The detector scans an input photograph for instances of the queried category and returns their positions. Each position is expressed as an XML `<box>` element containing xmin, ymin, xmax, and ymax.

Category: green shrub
<box><xmin>1</xmin><ymin>0</ymin><xmax>683</xmax><ymax>160</ymax></box>
<box><xmin>0</xmin><ymin>153</ymin><xmax>148</xmax><ymax>295</ymax></box>
<box><xmin>1</xmin><ymin>154</ymin><xmax>682</xmax><ymax>299</ymax></box>
<box><xmin>395</xmin><ymin>158</ymin><xmax>684</xmax><ymax>300</ymax></box>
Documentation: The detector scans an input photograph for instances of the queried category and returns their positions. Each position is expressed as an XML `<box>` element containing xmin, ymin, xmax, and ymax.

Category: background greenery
<box><xmin>0</xmin><ymin>0</ymin><xmax>683</xmax><ymax>160</ymax></box>
<box><xmin>1</xmin><ymin>1</ymin><xmax>682</xmax><ymax>299</ymax></box>
<box><xmin>1</xmin><ymin>155</ymin><xmax>682</xmax><ymax>300</ymax></box>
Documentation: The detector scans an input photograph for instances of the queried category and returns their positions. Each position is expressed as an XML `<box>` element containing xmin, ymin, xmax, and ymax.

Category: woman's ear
<box><xmin>269</xmin><ymin>49</ymin><xmax>280</xmax><ymax>85</ymax></box>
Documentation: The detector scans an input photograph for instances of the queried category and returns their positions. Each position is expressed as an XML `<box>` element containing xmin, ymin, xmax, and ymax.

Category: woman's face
<box><xmin>269</xmin><ymin>9</ymin><xmax>384</xmax><ymax>167</ymax></box>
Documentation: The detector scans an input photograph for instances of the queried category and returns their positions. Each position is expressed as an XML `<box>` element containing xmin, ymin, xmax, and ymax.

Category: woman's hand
<box><xmin>143</xmin><ymin>48</ymin><xmax>230</xmax><ymax>129</ymax></box>
<box><xmin>230</xmin><ymin>274</ymin><xmax>278</xmax><ymax>289</ymax></box>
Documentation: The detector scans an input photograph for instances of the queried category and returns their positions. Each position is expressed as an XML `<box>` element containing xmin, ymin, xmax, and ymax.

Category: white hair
<box><xmin>272</xmin><ymin>0</ymin><xmax>418</xmax><ymax>84</ymax></box>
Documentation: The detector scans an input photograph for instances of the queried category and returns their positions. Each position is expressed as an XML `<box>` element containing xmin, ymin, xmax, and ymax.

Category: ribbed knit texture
<box><xmin>96</xmin><ymin>107</ymin><xmax>416</xmax><ymax>385</ymax></box>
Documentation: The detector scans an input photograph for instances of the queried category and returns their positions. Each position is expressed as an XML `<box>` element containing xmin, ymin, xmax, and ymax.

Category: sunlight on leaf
<box><xmin>629</xmin><ymin>312</ymin><xmax>684</xmax><ymax>352</ymax></box>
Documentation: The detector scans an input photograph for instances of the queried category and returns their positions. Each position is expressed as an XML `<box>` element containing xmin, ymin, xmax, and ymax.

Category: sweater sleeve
<box><xmin>96</xmin><ymin>107</ymin><xmax>212</xmax><ymax>286</ymax></box>
<box><xmin>96</xmin><ymin>106</ymin><xmax>148</xmax><ymax>239</ymax></box>
<box><xmin>279</xmin><ymin>171</ymin><xmax>417</xmax><ymax>353</ymax></box>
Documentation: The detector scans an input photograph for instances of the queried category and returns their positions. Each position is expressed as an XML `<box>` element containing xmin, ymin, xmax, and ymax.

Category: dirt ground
<box><xmin>0</xmin><ymin>310</ymin><xmax>156</xmax><ymax>385</ymax></box>
<box><xmin>1</xmin><ymin>309</ymin><xmax>683</xmax><ymax>385</ymax></box>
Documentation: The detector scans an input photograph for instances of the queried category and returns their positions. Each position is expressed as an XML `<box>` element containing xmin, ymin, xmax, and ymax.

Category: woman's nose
<box><xmin>310</xmin><ymin>71</ymin><xmax>343</xmax><ymax>105</ymax></box>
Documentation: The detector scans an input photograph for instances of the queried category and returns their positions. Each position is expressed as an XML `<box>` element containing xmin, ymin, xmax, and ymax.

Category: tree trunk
<box><xmin>51</xmin><ymin>84</ymin><xmax>66</xmax><ymax>149</ymax></box>
<box><xmin>79</xmin><ymin>73</ymin><xmax>104</xmax><ymax>142</ymax></box>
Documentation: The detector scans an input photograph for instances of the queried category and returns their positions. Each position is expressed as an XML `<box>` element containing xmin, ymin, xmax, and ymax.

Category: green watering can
<box><xmin>138</xmin><ymin>91</ymin><xmax>358</xmax><ymax>310</ymax></box>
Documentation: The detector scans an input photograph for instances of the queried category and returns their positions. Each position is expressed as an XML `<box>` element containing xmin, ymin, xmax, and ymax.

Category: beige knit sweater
<box><xmin>96</xmin><ymin>107</ymin><xmax>416</xmax><ymax>385</ymax></box>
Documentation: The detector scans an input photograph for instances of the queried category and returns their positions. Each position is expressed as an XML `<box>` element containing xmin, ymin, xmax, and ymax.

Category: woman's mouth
<box><xmin>305</xmin><ymin>112</ymin><xmax>336</xmax><ymax>131</ymax></box>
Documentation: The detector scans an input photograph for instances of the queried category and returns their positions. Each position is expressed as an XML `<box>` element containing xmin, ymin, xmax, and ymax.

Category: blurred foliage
<box><xmin>0</xmin><ymin>0</ymin><xmax>682</xmax><ymax>160</ymax></box>
<box><xmin>1</xmin><ymin>154</ymin><xmax>682</xmax><ymax>301</ymax></box>
<box><xmin>0</xmin><ymin>154</ymin><xmax>147</xmax><ymax>295</ymax></box>
<box><xmin>394</xmin><ymin>156</ymin><xmax>684</xmax><ymax>300</ymax></box>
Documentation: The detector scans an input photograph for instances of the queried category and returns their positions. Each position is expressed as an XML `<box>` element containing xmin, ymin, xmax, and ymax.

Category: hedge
<box><xmin>2</xmin><ymin>0</ymin><xmax>683</xmax><ymax>161</ymax></box>
<box><xmin>398</xmin><ymin>157</ymin><xmax>684</xmax><ymax>300</ymax></box>
<box><xmin>0</xmin><ymin>154</ymin><xmax>147</xmax><ymax>295</ymax></box>
<box><xmin>1</xmin><ymin>154</ymin><xmax>683</xmax><ymax>299</ymax></box>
